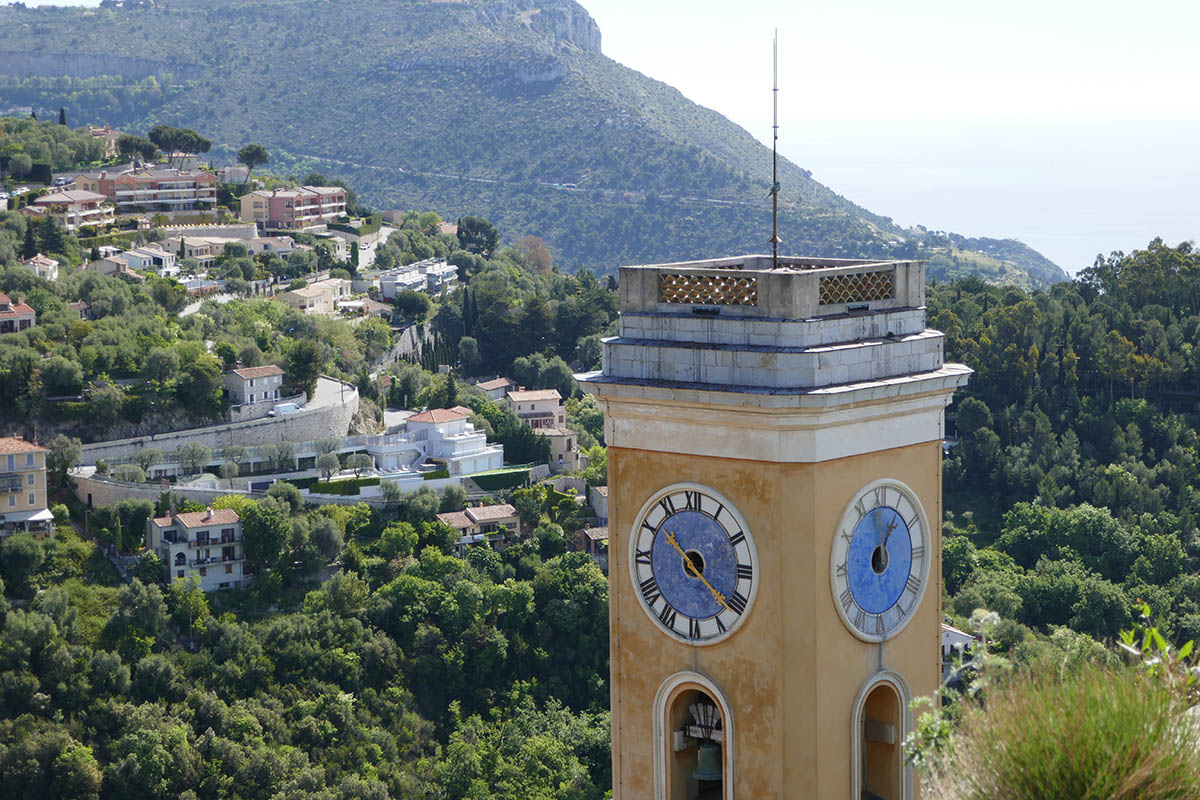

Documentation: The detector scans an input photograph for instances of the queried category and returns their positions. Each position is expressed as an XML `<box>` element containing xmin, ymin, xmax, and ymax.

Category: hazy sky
<box><xmin>585</xmin><ymin>0</ymin><xmax>1200</xmax><ymax>272</ymax></box>
<box><xmin>26</xmin><ymin>0</ymin><xmax>1200</xmax><ymax>272</ymax></box>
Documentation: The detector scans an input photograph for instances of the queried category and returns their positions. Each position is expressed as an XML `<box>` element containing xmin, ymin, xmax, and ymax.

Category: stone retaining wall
<box><xmin>80</xmin><ymin>378</ymin><xmax>357</xmax><ymax>465</ymax></box>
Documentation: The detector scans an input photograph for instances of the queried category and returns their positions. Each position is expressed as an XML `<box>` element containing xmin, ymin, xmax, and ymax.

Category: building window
<box><xmin>27</xmin><ymin>474</ymin><xmax>34</xmax><ymax>485</ymax></box>
<box><xmin>7</xmin><ymin>496</ymin><xmax>13</xmax><ymax>507</ymax></box>
<box><xmin>28</xmin><ymin>493</ymin><xmax>35</xmax><ymax>505</ymax></box>
<box><xmin>177</xmin><ymin>570</ymin><xmax>185</xmax><ymax>578</ymax></box>
<box><xmin>6</xmin><ymin>455</ymin><xmax>12</xmax><ymax>471</ymax></box>
<box><xmin>225</xmin><ymin>564</ymin><xmax>233</xmax><ymax>574</ymax></box>
<box><xmin>199</xmin><ymin>568</ymin><xmax>207</xmax><ymax>577</ymax></box>
<box><xmin>25</xmin><ymin>454</ymin><xmax>33</xmax><ymax>466</ymax></box>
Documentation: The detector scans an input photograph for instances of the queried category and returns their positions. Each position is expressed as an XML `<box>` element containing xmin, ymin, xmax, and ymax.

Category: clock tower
<box><xmin>580</xmin><ymin>255</ymin><xmax>970</xmax><ymax>799</ymax></box>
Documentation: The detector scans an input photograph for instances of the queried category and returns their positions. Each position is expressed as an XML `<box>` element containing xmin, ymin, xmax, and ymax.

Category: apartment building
<box><xmin>146</xmin><ymin>507</ymin><xmax>245</xmax><ymax>592</ymax></box>
<box><xmin>0</xmin><ymin>293</ymin><xmax>36</xmax><ymax>335</ymax></box>
<box><xmin>0</xmin><ymin>437</ymin><xmax>52</xmax><ymax>538</ymax></box>
<box><xmin>378</xmin><ymin>258</ymin><xmax>457</xmax><ymax>300</ymax></box>
<box><xmin>240</xmin><ymin>186</ymin><xmax>347</xmax><ymax>229</ymax></box>
<box><xmin>27</xmin><ymin>190</ymin><xmax>115</xmax><ymax>231</ymax></box>
<box><xmin>78</xmin><ymin>168</ymin><xmax>218</xmax><ymax>212</ymax></box>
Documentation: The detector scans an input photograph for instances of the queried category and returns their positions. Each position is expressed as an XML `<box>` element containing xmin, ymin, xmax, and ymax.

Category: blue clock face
<box><xmin>632</xmin><ymin>486</ymin><xmax>756</xmax><ymax>643</ymax></box>
<box><xmin>831</xmin><ymin>481</ymin><xmax>928</xmax><ymax>642</ymax></box>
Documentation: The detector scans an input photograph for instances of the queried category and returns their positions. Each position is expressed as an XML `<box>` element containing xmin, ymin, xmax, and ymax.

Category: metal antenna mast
<box><xmin>769</xmin><ymin>29</ymin><xmax>782</xmax><ymax>267</ymax></box>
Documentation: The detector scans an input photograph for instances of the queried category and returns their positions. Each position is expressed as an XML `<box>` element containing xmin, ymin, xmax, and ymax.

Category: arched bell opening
<box><xmin>654</xmin><ymin>671</ymin><xmax>734</xmax><ymax>800</ymax></box>
<box><xmin>851</xmin><ymin>671</ymin><xmax>912</xmax><ymax>800</ymax></box>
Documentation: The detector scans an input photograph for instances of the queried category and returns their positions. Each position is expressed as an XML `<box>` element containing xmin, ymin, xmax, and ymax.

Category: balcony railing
<box><xmin>190</xmin><ymin>553</ymin><xmax>244</xmax><ymax>566</ymax></box>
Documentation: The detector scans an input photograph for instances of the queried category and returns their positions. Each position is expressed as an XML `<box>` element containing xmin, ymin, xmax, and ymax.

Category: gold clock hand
<box><xmin>664</xmin><ymin>531</ymin><xmax>728</xmax><ymax>609</ymax></box>
<box><xmin>883</xmin><ymin>516</ymin><xmax>898</xmax><ymax>547</ymax></box>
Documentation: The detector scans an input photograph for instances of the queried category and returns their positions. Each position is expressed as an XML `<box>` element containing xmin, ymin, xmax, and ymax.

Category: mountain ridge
<box><xmin>0</xmin><ymin>0</ymin><xmax>1067</xmax><ymax>286</ymax></box>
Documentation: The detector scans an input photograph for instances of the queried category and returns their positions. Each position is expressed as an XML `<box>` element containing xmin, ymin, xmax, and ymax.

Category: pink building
<box><xmin>240</xmin><ymin>186</ymin><xmax>347</xmax><ymax>229</ymax></box>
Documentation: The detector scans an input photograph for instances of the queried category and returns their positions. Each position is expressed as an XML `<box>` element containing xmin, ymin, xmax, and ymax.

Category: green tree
<box><xmin>236</xmin><ymin>143</ymin><xmax>270</xmax><ymax>174</ymax></box>
<box><xmin>176</xmin><ymin>443</ymin><xmax>211</xmax><ymax>476</ymax></box>
<box><xmin>0</xmin><ymin>533</ymin><xmax>45</xmax><ymax>595</ymax></box>
<box><xmin>46</xmin><ymin>434</ymin><xmax>82</xmax><ymax>488</ymax></box>
<box><xmin>287</xmin><ymin>338</ymin><xmax>323</xmax><ymax>399</ymax></box>
<box><xmin>242</xmin><ymin>499</ymin><xmax>291</xmax><ymax>571</ymax></box>
<box><xmin>316</xmin><ymin>453</ymin><xmax>341</xmax><ymax>480</ymax></box>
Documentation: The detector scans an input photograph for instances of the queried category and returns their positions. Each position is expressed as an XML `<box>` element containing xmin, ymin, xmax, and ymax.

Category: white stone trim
<box><xmin>584</xmin><ymin>367</ymin><xmax>969</xmax><ymax>463</ymax></box>
<box><xmin>850</xmin><ymin>670</ymin><xmax>914</xmax><ymax>800</ymax></box>
<box><xmin>652</xmin><ymin>670</ymin><xmax>736</xmax><ymax>800</ymax></box>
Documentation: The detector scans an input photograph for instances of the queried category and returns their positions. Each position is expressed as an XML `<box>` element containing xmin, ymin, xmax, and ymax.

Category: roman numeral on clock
<box><xmin>688</xmin><ymin>618</ymin><xmax>702</xmax><ymax>639</ymax></box>
<box><xmin>657</xmin><ymin>496</ymin><xmax>676</xmax><ymax>516</ymax></box>
<box><xmin>911</xmin><ymin>545</ymin><xmax>925</xmax><ymax>559</ymax></box>
<box><xmin>840</xmin><ymin>587</ymin><xmax>853</xmax><ymax>612</ymax></box>
<box><xmin>635</xmin><ymin>549</ymin><xmax>652</xmax><ymax>565</ymax></box>
<box><xmin>854</xmin><ymin>608</ymin><xmax>867</xmax><ymax>630</ymax></box>
<box><xmin>737</xmin><ymin>563</ymin><xmax>753</xmax><ymax>580</ymax></box>
<box><xmin>875</xmin><ymin>614</ymin><xmax>885</xmax><ymax>635</ymax></box>
<box><xmin>658</xmin><ymin>604</ymin><xmax>677</xmax><ymax>630</ymax></box>
<box><xmin>640</xmin><ymin>576</ymin><xmax>660</xmax><ymax>605</ymax></box>
<box><xmin>906</xmin><ymin>575</ymin><xmax>921</xmax><ymax>594</ymax></box>
<box><xmin>683</xmin><ymin>491</ymin><xmax>701</xmax><ymax>511</ymax></box>
<box><xmin>729</xmin><ymin>530</ymin><xmax>745</xmax><ymax>547</ymax></box>
<box><xmin>728</xmin><ymin>591</ymin><xmax>748</xmax><ymax>615</ymax></box>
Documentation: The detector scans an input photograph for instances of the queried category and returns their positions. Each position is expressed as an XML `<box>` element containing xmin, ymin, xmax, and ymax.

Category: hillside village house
<box><xmin>474</xmin><ymin>376</ymin><xmax>518</xmax><ymax>401</ymax></box>
<box><xmin>111</xmin><ymin>245</ymin><xmax>178</xmax><ymax>276</ymax></box>
<box><xmin>542</xmin><ymin>427</ymin><xmax>587</xmax><ymax>472</ymax></box>
<box><xmin>146</xmin><ymin>507</ymin><xmax>245</xmax><ymax>592</ymax></box>
<box><xmin>26</xmin><ymin>190</ymin><xmax>115</xmax><ymax>231</ymax></box>
<box><xmin>0</xmin><ymin>293</ymin><xmax>36</xmax><ymax>335</ymax></box>
<box><xmin>20</xmin><ymin>253</ymin><xmax>59</xmax><ymax>281</ymax></box>
<box><xmin>504</xmin><ymin>388</ymin><xmax>565</xmax><ymax>429</ymax></box>
<box><xmin>87</xmin><ymin>257</ymin><xmax>146</xmax><ymax>281</ymax></box>
<box><xmin>240</xmin><ymin>186</ymin><xmax>347</xmax><ymax>229</ymax></box>
<box><xmin>224</xmin><ymin>364</ymin><xmax>286</xmax><ymax>406</ymax></box>
<box><xmin>87</xmin><ymin>124</ymin><xmax>122</xmax><ymax>158</ymax></box>
<box><xmin>76</xmin><ymin>168</ymin><xmax>218</xmax><ymax>212</ymax></box>
<box><xmin>0</xmin><ymin>437</ymin><xmax>52</xmax><ymax>538</ymax></box>
<box><xmin>435</xmin><ymin>503</ymin><xmax>522</xmax><ymax>554</ymax></box>
<box><xmin>162</xmin><ymin>235</ymin><xmax>298</xmax><ymax>269</ymax></box>
<box><xmin>363</xmin><ymin>407</ymin><xmax>504</xmax><ymax>477</ymax></box>
<box><xmin>275</xmin><ymin>277</ymin><xmax>351</xmax><ymax>314</ymax></box>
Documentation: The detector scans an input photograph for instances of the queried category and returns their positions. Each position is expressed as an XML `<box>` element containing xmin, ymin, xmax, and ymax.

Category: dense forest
<box><xmin>936</xmin><ymin>239</ymin><xmax>1200</xmax><ymax>648</ymax></box>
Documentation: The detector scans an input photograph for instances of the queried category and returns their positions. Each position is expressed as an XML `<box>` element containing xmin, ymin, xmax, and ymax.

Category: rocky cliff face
<box><xmin>477</xmin><ymin>0</ymin><xmax>602</xmax><ymax>53</ymax></box>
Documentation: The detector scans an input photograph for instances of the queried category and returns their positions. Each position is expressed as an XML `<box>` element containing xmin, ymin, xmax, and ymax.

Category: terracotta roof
<box><xmin>22</xmin><ymin>254</ymin><xmax>58</xmax><ymax>268</ymax></box>
<box><xmin>34</xmin><ymin>189</ymin><xmax>107</xmax><ymax>205</ymax></box>
<box><xmin>230</xmin><ymin>364</ymin><xmax>284</xmax><ymax>380</ymax></box>
<box><xmin>537</xmin><ymin>427</ymin><xmax>574</xmax><ymax>437</ymax></box>
<box><xmin>449</xmin><ymin>405</ymin><xmax>474</xmax><ymax>417</ymax></box>
<box><xmin>408</xmin><ymin>408</ymin><xmax>469</xmax><ymax>424</ymax></box>
<box><xmin>435</xmin><ymin>510</ymin><xmax>471</xmax><ymax>529</ymax></box>
<box><xmin>475</xmin><ymin>377</ymin><xmax>515</xmax><ymax>391</ymax></box>
<box><xmin>0</xmin><ymin>437</ymin><xmax>48</xmax><ymax>454</ymax></box>
<box><xmin>152</xmin><ymin>508</ymin><xmax>240</xmax><ymax>528</ymax></box>
<box><xmin>466</xmin><ymin>504</ymin><xmax>518</xmax><ymax>523</ymax></box>
<box><xmin>0</xmin><ymin>294</ymin><xmax>36</xmax><ymax>318</ymax></box>
<box><xmin>506</xmin><ymin>389</ymin><xmax>562</xmax><ymax>402</ymax></box>
<box><xmin>68</xmin><ymin>301</ymin><xmax>90</xmax><ymax>311</ymax></box>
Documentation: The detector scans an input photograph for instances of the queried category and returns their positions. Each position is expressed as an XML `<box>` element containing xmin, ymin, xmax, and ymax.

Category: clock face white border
<box><xmin>829</xmin><ymin>478</ymin><xmax>931</xmax><ymax>643</ymax></box>
<box><xmin>629</xmin><ymin>482</ymin><xmax>759</xmax><ymax>647</ymax></box>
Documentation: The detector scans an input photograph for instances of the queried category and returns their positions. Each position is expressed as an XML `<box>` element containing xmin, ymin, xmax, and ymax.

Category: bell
<box><xmin>692</xmin><ymin>741</ymin><xmax>723</xmax><ymax>782</ymax></box>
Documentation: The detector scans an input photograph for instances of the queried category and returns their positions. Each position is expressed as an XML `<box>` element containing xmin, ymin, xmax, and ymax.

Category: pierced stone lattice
<box><xmin>819</xmin><ymin>270</ymin><xmax>894</xmax><ymax>305</ymax></box>
<box><xmin>658</xmin><ymin>273</ymin><xmax>758</xmax><ymax>306</ymax></box>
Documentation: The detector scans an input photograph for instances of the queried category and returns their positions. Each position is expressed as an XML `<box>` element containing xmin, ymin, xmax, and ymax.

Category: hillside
<box><xmin>0</xmin><ymin>0</ymin><xmax>1066</xmax><ymax>285</ymax></box>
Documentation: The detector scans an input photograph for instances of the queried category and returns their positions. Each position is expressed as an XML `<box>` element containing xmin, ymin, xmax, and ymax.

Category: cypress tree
<box><xmin>21</xmin><ymin>222</ymin><xmax>38</xmax><ymax>259</ymax></box>
<box><xmin>58</xmin><ymin>107</ymin><xmax>66</xmax><ymax>126</ymax></box>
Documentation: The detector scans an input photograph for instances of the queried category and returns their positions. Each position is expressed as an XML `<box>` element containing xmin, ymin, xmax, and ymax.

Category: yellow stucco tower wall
<box><xmin>582</xmin><ymin>255</ymin><xmax>970</xmax><ymax>800</ymax></box>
